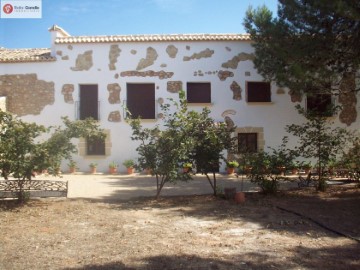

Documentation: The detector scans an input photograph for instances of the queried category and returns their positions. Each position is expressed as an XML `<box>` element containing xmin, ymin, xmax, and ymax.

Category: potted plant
<box><xmin>108</xmin><ymin>161</ymin><xmax>118</xmax><ymax>174</ymax></box>
<box><xmin>123</xmin><ymin>159</ymin><xmax>135</xmax><ymax>174</ymax></box>
<box><xmin>182</xmin><ymin>162</ymin><xmax>192</xmax><ymax>173</ymax></box>
<box><xmin>289</xmin><ymin>161</ymin><xmax>299</xmax><ymax>175</ymax></box>
<box><xmin>68</xmin><ymin>160</ymin><xmax>78</xmax><ymax>174</ymax></box>
<box><xmin>89</xmin><ymin>162</ymin><xmax>97</xmax><ymax>174</ymax></box>
<box><xmin>302</xmin><ymin>162</ymin><xmax>312</xmax><ymax>174</ymax></box>
<box><xmin>226</xmin><ymin>160</ymin><xmax>239</xmax><ymax>174</ymax></box>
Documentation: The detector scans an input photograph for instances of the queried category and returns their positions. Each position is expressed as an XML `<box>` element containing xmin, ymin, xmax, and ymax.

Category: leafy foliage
<box><xmin>285</xmin><ymin>105</ymin><xmax>354</xmax><ymax>190</ymax></box>
<box><xmin>0</xmin><ymin>111</ymin><xmax>105</xmax><ymax>203</ymax></box>
<box><xmin>127</xmin><ymin>91</ymin><xmax>235</xmax><ymax>198</ymax></box>
<box><xmin>244</xmin><ymin>0</ymin><xmax>360</xmax><ymax>95</ymax></box>
<box><xmin>247</xmin><ymin>139</ymin><xmax>295</xmax><ymax>194</ymax></box>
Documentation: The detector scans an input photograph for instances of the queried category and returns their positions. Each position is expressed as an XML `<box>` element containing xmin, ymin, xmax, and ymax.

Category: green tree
<box><xmin>243</xmin><ymin>0</ymin><xmax>360</xmax><ymax>95</ymax></box>
<box><xmin>187</xmin><ymin>109</ymin><xmax>236</xmax><ymax>196</ymax></box>
<box><xmin>0</xmin><ymin>111</ymin><xmax>105</xmax><ymax>203</ymax></box>
<box><xmin>127</xmin><ymin>91</ymin><xmax>235</xmax><ymax>198</ymax></box>
<box><xmin>285</xmin><ymin>105</ymin><xmax>354</xmax><ymax>190</ymax></box>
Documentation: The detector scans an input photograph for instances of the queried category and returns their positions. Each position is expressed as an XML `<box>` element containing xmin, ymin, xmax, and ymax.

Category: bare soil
<box><xmin>1</xmin><ymin>185</ymin><xmax>359</xmax><ymax>270</ymax></box>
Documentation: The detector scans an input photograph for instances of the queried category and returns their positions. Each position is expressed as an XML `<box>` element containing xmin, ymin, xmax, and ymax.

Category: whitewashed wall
<box><xmin>1</xmin><ymin>36</ymin><xmax>359</xmax><ymax>173</ymax></box>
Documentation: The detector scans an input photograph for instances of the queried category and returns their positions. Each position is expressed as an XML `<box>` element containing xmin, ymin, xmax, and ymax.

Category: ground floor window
<box><xmin>78</xmin><ymin>130</ymin><xmax>111</xmax><ymax>158</ymax></box>
<box><xmin>86</xmin><ymin>137</ymin><xmax>105</xmax><ymax>156</ymax></box>
<box><xmin>238</xmin><ymin>133</ymin><xmax>258</xmax><ymax>153</ymax></box>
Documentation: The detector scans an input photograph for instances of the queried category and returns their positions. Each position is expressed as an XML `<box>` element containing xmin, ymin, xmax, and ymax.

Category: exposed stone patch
<box><xmin>108</xmin><ymin>45</ymin><xmax>121</xmax><ymax>71</ymax></box>
<box><xmin>166</xmin><ymin>45</ymin><xmax>178</xmax><ymax>58</ymax></box>
<box><xmin>218</xmin><ymin>70</ymin><xmax>234</xmax><ymax>81</ymax></box>
<box><xmin>245</xmin><ymin>71</ymin><xmax>251</xmax><ymax>76</ymax></box>
<box><xmin>221</xmin><ymin>110</ymin><xmax>236</xmax><ymax>118</ymax></box>
<box><xmin>167</xmin><ymin>81</ymin><xmax>182</xmax><ymax>93</ymax></box>
<box><xmin>230</xmin><ymin>81</ymin><xmax>242</xmax><ymax>100</ymax></box>
<box><xmin>225</xmin><ymin>47</ymin><xmax>231</xmax><ymax>52</ymax></box>
<box><xmin>339</xmin><ymin>73</ymin><xmax>357</xmax><ymax>126</ymax></box>
<box><xmin>194</xmin><ymin>70</ymin><xmax>204</xmax><ymax>76</ymax></box>
<box><xmin>186</xmin><ymin>46</ymin><xmax>191</xmax><ymax>50</ymax></box>
<box><xmin>136</xmin><ymin>47</ymin><xmax>158</xmax><ymax>70</ymax></box>
<box><xmin>120</xmin><ymin>70</ymin><xmax>173</xmax><ymax>80</ymax></box>
<box><xmin>221</xmin><ymin>52</ymin><xmax>255</xmax><ymax>69</ymax></box>
<box><xmin>114</xmin><ymin>73</ymin><xmax>119</xmax><ymax>79</ymax></box>
<box><xmin>67</xmin><ymin>45</ymin><xmax>73</xmax><ymax>50</ymax></box>
<box><xmin>183</xmin><ymin>48</ymin><xmax>214</xmax><ymax>61</ymax></box>
<box><xmin>289</xmin><ymin>89</ymin><xmax>302</xmax><ymax>103</ymax></box>
<box><xmin>108</xmin><ymin>111</ymin><xmax>121</xmax><ymax>122</ymax></box>
<box><xmin>56</xmin><ymin>51</ymin><xmax>62</xmax><ymax>56</ymax></box>
<box><xmin>0</xmin><ymin>74</ymin><xmax>54</xmax><ymax>116</ymax></box>
<box><xmin>61</xmin><ymin>56</ymin><xmax>69</xmax><ymax>60</ymax></box>
<box><xmin>107</xmin><ymin>83</ymin><xmax>121</xmax><ymax>104</ymax></box>
<box><xmin>224</xmin><ymin>116</ymin><xmax>235</xmax><ymax>130</ymax></box>
<box><xmin>160</xmin><ymin>63</ymin><xmax>167</xmax><ymax>68</ymax></box>
<box><xmin>61</xmin><ymin>84</ymin><xmax>74</xmax><ymax>104</ymax></box>
<box><xmin>71</xmin><ymin>50</ymin><xmax>93</xmax><ymax>71</ymax></box>
<box><xmin>277</xmin><ymin>88</ymin><xmax>286</xmax><ymax>94</ymax></box>
<box><xmin>130</xmin><ymin>50</ymin><xmax>137</xmax><ymax>55</ymax></box>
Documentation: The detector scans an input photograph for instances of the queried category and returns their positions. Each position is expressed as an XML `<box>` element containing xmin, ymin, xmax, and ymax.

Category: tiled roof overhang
<box><xmin>0</xmin><ymin>48</ymin><xmax>55</xmax><ymax>63</ymax></box>
<box><xmin>55</xmin><ymin>33</ymin><xmax>250</xmax><ymax>44</ymax></box>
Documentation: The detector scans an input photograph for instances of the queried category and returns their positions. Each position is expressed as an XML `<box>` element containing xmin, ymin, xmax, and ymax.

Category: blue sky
<box><xmin>0</xmin><ymin>0</ymin><xmax>278</xmax><ymax>48</ymax></box>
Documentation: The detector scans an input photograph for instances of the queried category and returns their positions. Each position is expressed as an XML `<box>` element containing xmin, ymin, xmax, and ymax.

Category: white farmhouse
<box><xmin>0</xmin><ymin>25</ymin><xmax>358</xmax><ymax>173</ymax></box>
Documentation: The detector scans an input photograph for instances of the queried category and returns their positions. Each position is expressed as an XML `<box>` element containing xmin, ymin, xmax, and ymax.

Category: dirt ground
<box><xmin>1</xmin><ymin>185</ymin><xmax>359</xmax><ymax>270</ymax></box>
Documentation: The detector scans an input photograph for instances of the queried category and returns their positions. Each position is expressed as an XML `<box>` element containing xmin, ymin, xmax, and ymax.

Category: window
<box><xmin>246</xmin><ymin>82</ymin><xmax>271</xmax><ymax>102</ymax></box>
<box><xmin>238</xmin><ymin>133</ymin><xmax>258</xmax><ymax>153</ymax></box>
<box><xmin>79</xmin><ymin>85</ymin><xmax>99</xmax><ymax>120</ymax></box>
<box><xmin>187</xmin><ymin>82</ymin><xmax>211</xmax><ymax>103</ymax></box>
<box><xmin>87</xmin><ymin>137</ymin><xmax>105</xmax><ymax>156</ymax></box>
<box><xmin>306</xmin><ymin>94</ymin><xmax>333</xmax><ymax>116</ymax></box>
<box><xmin>127</xmin><ymin>83</ymin><xmax>155</xmax><ymax>119</ymax></box>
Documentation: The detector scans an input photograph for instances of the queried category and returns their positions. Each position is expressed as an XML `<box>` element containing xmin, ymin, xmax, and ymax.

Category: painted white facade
<box><xmin>1</xmin><ymin>26</ymin><xmax>359</xmax><ymax>173</ymax></box>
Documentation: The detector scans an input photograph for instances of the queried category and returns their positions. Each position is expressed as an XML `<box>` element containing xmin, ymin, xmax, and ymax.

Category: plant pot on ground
<box><xmin>182</xmin><ymin>162</ymin><xmax>192</xmax><ymax>173</ymax></box>
<box><xmin>226</xmin><ymin>161</ymin><xmax>239</xmax><ymax>174</ymax></box>
<box><xmin>108</xmin><ymin>161</ymin><xmax>118</xmax><ymax>174</ymax></box>
<box><xmin>89</xmin><ymin>163</ymin><xmax>97</xmax><ymax>174</ymax></box>
<box><xmin>123</xmin><ymin>159</ymin><xmax>135</xmax><ymax>174</ymax></box>
<box><xmin>68</xmin><ymin>160</ymin><xmax>78</xmax><ymax>173</ymax></box>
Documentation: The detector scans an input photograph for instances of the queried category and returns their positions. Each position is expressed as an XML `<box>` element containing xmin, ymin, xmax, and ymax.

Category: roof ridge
<box><xmin>55</xmin><ymin>33</ymin><xmax>250</xmax><ymax>44</ymax></box>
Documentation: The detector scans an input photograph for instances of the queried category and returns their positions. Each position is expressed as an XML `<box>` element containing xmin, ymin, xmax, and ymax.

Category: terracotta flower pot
<box><xmin>90</xmin><ymin>167</ymin><xmax>97</xmax><ymax>174</ymax></box>
<box><xmin>69</xmin><ymin>167</ymin><xmax>76</xmax><ymax>174</ymax></box>
<box><xmin>127</xmin><ymin>167</ymin><xmax>134</xmax><ymax>174</ymax></box>
<box><xmin>234</xmin><ymin>192</ymin><xmax>245</xmax><ymax>204</ymax></box>
<box><xmin>109</xmin><ymin>167</ymin><xmax>117</xmax><ymax>174</ymax></box>
<box><xmin>227</xmin><ymin>167</ymin><xmax>235</xmax><ymax>174</ymax></box>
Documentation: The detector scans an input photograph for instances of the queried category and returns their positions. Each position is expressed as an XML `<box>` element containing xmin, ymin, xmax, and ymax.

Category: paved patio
<box><xmin>35</xmin><ymin>173</ymin><xmax>264</xmax><ymax>201</ymax></box>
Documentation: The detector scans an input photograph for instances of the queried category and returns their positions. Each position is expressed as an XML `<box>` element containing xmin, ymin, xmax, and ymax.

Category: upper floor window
<box><xmin>246</xmin><ymin>82</ymin><xmax>271</xmax><ymax>102</ymax></box>
<box><xmin>127</xmin><ymin>83</ymin><xmax>156</xmax><ymax>119</ymax></box>
<box><xmin>306</xmin><ymin>93</ymin><xmax>333</xmax><ymax>116</ymax></box>
<box><xmin>238</xmin><ymin>133</ymin><xmax>258</xmax><ymax>153</ymax></box>
<box><xmin>79</xmin><ymin>84</ymin><xmax>99</xmax><ymax>120</ymax></box>
<box><xmin>187</xmin><ymin>82</ymin><xmax>211</xmax><ymax>103</ymax></box>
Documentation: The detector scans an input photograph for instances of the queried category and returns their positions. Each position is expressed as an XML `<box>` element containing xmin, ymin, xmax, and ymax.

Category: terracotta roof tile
<box><xmin>0</xmin><ymin>48</ymin><xmax>55</xmax><ymax>63</ymax></box>
<box><xmin>55</xmin><ymin>33</ymin><xmax>250</xmax><ymax>44</ymax></box>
